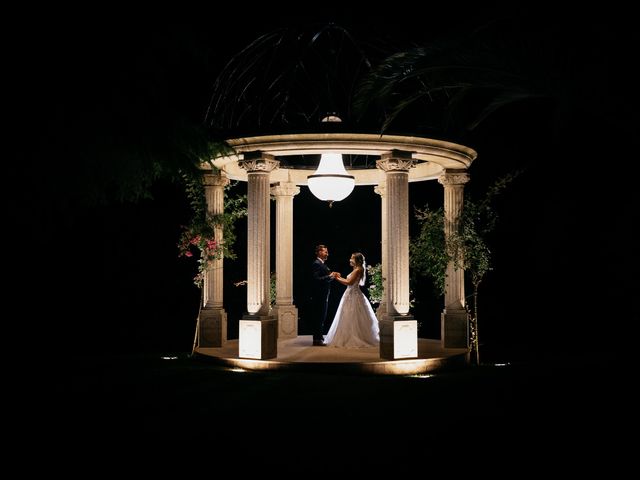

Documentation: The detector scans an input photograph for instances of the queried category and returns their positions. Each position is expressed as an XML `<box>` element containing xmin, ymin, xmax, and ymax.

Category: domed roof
<box><xmin>205</xmin><ymin>22</ymin><xmax>399</xmax><ymax>138</ymax></box>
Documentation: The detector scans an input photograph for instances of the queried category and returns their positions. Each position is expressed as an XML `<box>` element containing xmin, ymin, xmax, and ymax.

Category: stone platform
<box><xmin>195</xmin><ymin>336</ymin><xmax>469</xmax><ymax>375</ymax></box>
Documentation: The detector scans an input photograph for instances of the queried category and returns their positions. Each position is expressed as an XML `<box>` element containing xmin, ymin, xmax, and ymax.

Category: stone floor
<box><xmin>195</xmin><ymin>336</ymin><xmax>469</xmax><ymax>375</ymax></box>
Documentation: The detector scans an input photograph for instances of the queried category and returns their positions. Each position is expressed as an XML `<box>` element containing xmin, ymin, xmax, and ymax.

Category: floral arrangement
<box><xmin>178</xmin><ymin>226</ymin><xmax>220</xmax><ymax>287</ymax></box>
<box><xmin>178</xmin><ymin>171</ymin><xmax>246</xmax><ymax>287</ymax></box>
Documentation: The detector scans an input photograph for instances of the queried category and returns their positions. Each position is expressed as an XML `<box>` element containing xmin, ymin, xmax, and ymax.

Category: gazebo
<box><xmin>192</xmin><ymin>23</ymin><xmax>479</xmax><ymax>371</ymax></box>
<box><xmin>197</xmin><ymin>132</ymin><xmax>476</xmax><ymax>362</ymax></box>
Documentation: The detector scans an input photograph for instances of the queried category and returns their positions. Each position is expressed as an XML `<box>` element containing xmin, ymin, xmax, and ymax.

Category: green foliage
<box><xmin>457</xmin><ymin>171</ymin><xmax>521</xmax><ymax>290</ymax></box>
<box><xmin>453</xmin><ymin>202</ymin><xmax>492</xmax><ymax>289</ymax></box>
<box><xmin>410</xmin><ymin>205</ymin><xmax>448</xmax><ymax>295</ymax></box>
<box><xmin>412</xmin><ymin>172</ymin><xmax>520</xmax><ymax>292</ymax></box>
<box><xmin>270</xmin><ymin>272</ymin><xmax>277</xmax><ymax>308</ymax></box>
<box><xmin>366</xmin><ymin>263</ymin><xmax>384</xmax><ymax>304</ymax></box>
<box><xmin>355</xmin><ymin>24</ymin><xmax>561</xmax><ymax>135</ymax></box>
<box><xmin>366</xmin><ymin>262</ymin><xmax>415</xmax><ymax>310</ymax></box>
<box><xmin>178</xmin><ymin>168</ymin><xmax>247</xmax><ymax>287</ymax></box>
<box><xmin>410</xmin><ymin>172</ymin><xmax>521</xmax><ymax>363</ymax></box>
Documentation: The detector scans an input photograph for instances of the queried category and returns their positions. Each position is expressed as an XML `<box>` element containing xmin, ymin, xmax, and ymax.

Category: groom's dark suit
<box><xmin>310</xmin><ymin>258</ymin><xmax>334</xmax><ymax>344</ymax></box>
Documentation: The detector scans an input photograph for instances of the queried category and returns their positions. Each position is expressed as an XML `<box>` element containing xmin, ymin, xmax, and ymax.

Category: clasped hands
<box><xmin>330</xmin><ymin>271</ymin><xmax>342</xmax><ymax>279</ymax></box>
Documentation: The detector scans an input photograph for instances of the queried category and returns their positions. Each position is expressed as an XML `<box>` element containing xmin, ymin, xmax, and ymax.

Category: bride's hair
<box><xmin>352</xmin><ymin>252</ymin><xmax>366</xmax><ymax>286</ymax></box>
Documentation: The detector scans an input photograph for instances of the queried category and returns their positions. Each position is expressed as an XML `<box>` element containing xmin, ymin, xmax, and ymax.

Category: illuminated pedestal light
<box><xmin>379</xmin><ymin>317</ymin><xmax>418</xmax><ymax>359</ymax></box>
<box><xmin>239</xmin><ymin>318</ymin><xmax>278</xmax><ymax>359</ymax></box>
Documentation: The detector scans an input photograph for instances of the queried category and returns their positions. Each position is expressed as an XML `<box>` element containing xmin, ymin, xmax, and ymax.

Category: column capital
<box><xmin>239</xmin><ymin>152</ymin><xmax>279</xmax><ymax>173</ymax></box>
<box><xmin>374</xmin><ymin>182</ymin><xmax>386</xmax><ymax>197</ymax></box>
<box><xmin>203</xmin><ymin>171</ymin><xmax>230</xmax><ymax>187</ymax></box>
<box><xmin>270</xmin><ymin>181</ymin><xmax>300</xmax><ymax>197</ymax></box>
<box><xmin>377</xmin><ymin>150</ymin><xmax>414</xmax><ymax>172</ymax></box>
<box><xmin>438</xmin><ymin>170</ymin><xmax>470</xmax><ymax>186</ymax></box>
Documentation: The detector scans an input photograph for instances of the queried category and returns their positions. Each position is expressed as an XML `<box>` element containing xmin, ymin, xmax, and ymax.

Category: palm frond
<box><xmin>356</xmin><ymin>20</ymin><xmax>561</xmax><ymax>134</ymax></box>
<box><xmin>467</xmin><ymin>91</ymin><xmax>547</xmax><ymax>130</ymax></box>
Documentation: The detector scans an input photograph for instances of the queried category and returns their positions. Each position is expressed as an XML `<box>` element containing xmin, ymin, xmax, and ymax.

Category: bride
<box><xmin>325</xmin><ymin>252</ymin><xmax>380</xmax><ymax>347</ymax></box>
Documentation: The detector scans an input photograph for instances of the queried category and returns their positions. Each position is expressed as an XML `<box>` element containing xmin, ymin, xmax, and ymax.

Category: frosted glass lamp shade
<box><xmin>307</xmin><ymin>153</ymin><xmax>355</xmax><ymax>203</ymax></box>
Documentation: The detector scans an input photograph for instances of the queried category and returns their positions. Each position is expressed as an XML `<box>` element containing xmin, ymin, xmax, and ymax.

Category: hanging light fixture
<box><xmin>307</xmin><ymin>114</ymin><xmax>355</xmax><ymax>206</ymax></box>
<box><xmin>307</xmin><ymin>152</ymin><xmax>355</xmax><ymax>206</ymax></box>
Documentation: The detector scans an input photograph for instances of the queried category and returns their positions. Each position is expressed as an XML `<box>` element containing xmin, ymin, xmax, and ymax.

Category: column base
<box><xmin>273</xmin><ymin>305</ymin><xmax>298</xmax><ymax>339</ymax></box>
<box><xmin>379</xmin><ymin>315</ymin><xmax>418</xmax><ymax>360</ymax></box>
<box><xmin>198</xmin><ymin>308</ymin><xmax>227</xmax><ymax>348</ymax></box>
<box><xmin>239</xmin><ymin>316</ymin><xmax>278</xmax><ymax>359</ymax></box>
<box><xmin>441</xmin><ymin>309</ymin><xmax>468</xmax><ymax>348</ymax></box>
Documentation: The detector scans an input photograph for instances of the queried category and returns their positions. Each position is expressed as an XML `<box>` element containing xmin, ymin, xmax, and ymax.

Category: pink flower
<box><xmin>178</xmin><ymin>229</ymin><xmax>221</xmax><ymax>288</ymax></box>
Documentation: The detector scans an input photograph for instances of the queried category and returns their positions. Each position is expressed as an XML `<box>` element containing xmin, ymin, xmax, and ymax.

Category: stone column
<box><xmin>270</xmin><ymin>181</ymin><xmax>300</xmax><ymax>339</ymax></box>
<box><xmin>198</xmin><ymin>171</ymin><xmax>230</xmax><ymax>347</ymax></box>
<box><xmin>238</xmin><ymin>153</ymin><xmax>279</xmax><ymax>359</ymax></box>
<box><xmin>438</xmin><ymin>170</ymin><xmax>470</xmax><ymax>348</ymax></box>
<box><xmin>376</xmin><ymin>151</ymin><xmax>417</xmax><ymax>359</ymax></box>
<box><xmin>374</xmin><ymin>182</ymin><xmax>387</xmax><ymax>321</ymax></box>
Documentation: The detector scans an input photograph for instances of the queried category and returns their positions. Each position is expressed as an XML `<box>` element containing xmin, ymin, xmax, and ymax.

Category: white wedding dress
<box><xmin>325</xmin><ymin>269</ymin><xmax>380</xmax><ymax>347</ymax></box>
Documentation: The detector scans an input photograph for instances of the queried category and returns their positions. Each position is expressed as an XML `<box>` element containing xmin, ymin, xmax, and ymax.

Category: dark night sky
<box><xmin>12</xmin><ymin>6</ymin><xmax>638</xmax><ymax>361</ymax></box>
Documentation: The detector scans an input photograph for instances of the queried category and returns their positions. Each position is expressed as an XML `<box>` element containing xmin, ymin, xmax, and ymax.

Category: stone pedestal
<box><xmin>239</xmin><ymin>317</ymin><xmax>278</xmax><ymax>359</ymax></box>
<box><xmin>441</xmin><ymin>309</ymin><xmax>468</xmax><ymax>348</ymax></box>
<box><xmin>273</xmin><ymin>305</ymin><xmax>298</xmax><ymax>339</ymax></box>
<box><xmin>379</xmin><ymin>316</ymin><xmax>418</xmax><ymax>359</ymax></box>
<box><xmin>198</xmin><ymin>308</ymin><xmax>228</xmax><ymax>348</ymax></box>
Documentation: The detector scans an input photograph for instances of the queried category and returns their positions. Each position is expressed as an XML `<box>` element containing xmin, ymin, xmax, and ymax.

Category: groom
<box><xmin>310</xmin><ymin>244</ymin><xmax>337</xmax><ymax>346</ymax></box>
